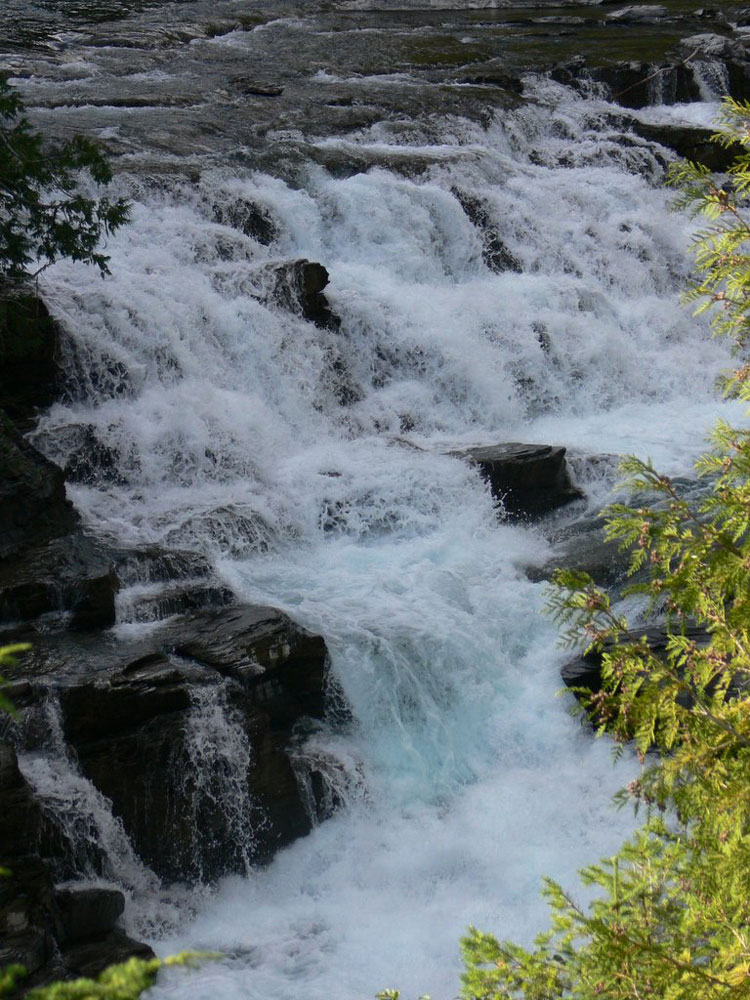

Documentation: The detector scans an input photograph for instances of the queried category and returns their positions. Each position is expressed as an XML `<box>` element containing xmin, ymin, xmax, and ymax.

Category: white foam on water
<box><xmin>31</xmin><ymin>83</ymin><xmax>739</xmax><ymax>998</ymax></box>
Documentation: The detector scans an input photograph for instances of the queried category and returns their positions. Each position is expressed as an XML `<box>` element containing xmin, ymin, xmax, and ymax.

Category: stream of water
<box><xmin>4</xmin><ymin>2</ymin><xmax>746</xmax><ymax>996</ymax></box>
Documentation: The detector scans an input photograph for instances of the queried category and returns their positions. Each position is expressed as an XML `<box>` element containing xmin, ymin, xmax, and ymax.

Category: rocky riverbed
<box><xmin>1</xmin><ymin>1</ymin><xmax>749</xmax><ymax>995</ymax></box>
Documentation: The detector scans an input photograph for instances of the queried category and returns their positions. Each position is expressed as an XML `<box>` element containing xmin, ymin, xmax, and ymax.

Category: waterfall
<box><xmin>5</xmin><ymin>2</ymin><xmax>745</xmax><ymax>994</ymax></box>
<box><xmin>180</xmin><ymin>683</ymin><xmax>262</xmax><ymax>881</ymax></box>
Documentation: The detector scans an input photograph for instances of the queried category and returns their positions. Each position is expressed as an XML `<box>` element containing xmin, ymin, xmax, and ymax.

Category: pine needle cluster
<box><xmin>0</xmin><ymin>76</ymin><xmax>129</xmax><ymax>280</ymax></box>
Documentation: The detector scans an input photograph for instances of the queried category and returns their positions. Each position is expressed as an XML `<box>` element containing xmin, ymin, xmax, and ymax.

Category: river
<box><xmin>2</xmin><ymin>3</ymin><xmax>744</xmax><ymax>997</ymax></box>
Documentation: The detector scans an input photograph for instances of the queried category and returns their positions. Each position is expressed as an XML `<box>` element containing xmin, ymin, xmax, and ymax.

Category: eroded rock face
<box><xmin>451</xmin><ymin>443</ymin><xmax>583</xmax><ymax>518</ymax></box>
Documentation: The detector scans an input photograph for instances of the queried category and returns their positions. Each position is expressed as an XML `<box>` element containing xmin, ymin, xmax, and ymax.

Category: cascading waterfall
<box><xmin>6</xmin><ymin>2</ymin><xmax>747</xmax><ymax>992</ymax></box>
<box><xmin>181</xmin><ymin>683</ymin><xmax>262</xmax><ymax>881</ymax></box>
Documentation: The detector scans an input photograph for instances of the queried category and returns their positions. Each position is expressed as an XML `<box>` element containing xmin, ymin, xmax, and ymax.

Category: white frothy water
<box><xmin>33</xmin><ymin>83</ymin><xmax>739</xmax><ymax>998</ymax></box>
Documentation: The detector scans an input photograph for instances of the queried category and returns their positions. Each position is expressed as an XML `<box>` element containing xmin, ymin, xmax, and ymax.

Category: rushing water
<box><xmin>4</xmin><ymin>1</ymin><xmax>745</xmax><ymax>997</ymax></box>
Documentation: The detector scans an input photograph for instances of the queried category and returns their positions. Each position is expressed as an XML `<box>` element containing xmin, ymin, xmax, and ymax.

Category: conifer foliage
<box><xmin>455</xmin><ymin>96</ymin><xmax>750</xmax><ymax>1000</ymax></box>
<box><xmin>0</xmin><ymin>75</ymin><xmax>129</xmax><ymax>280</ymax></box>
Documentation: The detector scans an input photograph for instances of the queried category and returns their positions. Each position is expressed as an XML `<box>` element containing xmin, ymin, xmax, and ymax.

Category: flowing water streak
<box><xmin>181</xmin><ymin>682</ymin><xmax>262</xmax><ymax>880</ymax></box>
<box><xmin>15</xmin><ymin>18</ymin><xmax>743</xmax><ymax>996</ymax></box>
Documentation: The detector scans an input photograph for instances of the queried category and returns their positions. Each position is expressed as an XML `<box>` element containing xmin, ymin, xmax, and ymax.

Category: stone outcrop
<box><xmin>628</xmin><ymin>120</ymin><xmax>744</xmax><ymax>172</ymax></box>
<box><xmin>0</xmin><ymin>533</ymin><xmax>119</xmax><ymax>630</ymax></box>
<box><xmin>261</xmin><ymin>258</ymin><xmax>340</xmax><ymax>329</ymax></box>
<box><xmin>451</xmin><ymin>443</ymin><xmax>583</xmax><ymax>518</ymax></box>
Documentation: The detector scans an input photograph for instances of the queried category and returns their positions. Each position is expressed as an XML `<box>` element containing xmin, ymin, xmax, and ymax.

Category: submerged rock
<box><xmin>451</xmin><ymin>443</ymin><xmax>583</xmax><ymax>518</ymax></box>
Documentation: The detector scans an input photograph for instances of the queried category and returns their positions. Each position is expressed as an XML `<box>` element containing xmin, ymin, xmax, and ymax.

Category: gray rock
<box><xmin>451</xmin><ymin>443</ymin><xmax>583</xmax><ymax>518</ymax></box>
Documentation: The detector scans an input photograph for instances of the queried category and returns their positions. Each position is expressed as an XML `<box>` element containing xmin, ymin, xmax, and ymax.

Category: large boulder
<box><xmin>451</xmin><ymin>443</ymin><xmax>582</xmax><ymax>518</ymax></box>
<box><xmin>628</xmin><ymin>120</ymin><xmax>744</xmax><ymax>172</ymax></box>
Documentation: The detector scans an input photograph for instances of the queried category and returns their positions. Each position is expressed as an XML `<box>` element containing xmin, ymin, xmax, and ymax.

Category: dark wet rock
<box><xmin>47</xmin><ymin>604</ymin><xmax>330</xmax><ymax>881</ymax></box>
<box><xmin>525</xmin><ymin>519</ymin><xmax>623</xmax><ymax>586</ymax></box>
<box><xmin>0</xmin><ymin>856</ymin><xmax>57</xmax><ymax>980</ymax></box>
<box><xmin>629</xmin><ymin>120</ymin><xmax>744</xmax><ymax>171</ymax></box>
<box><xmin>163</xmin><ymin>504</ymin><xmax>276</xmax><ymax>556</ymax></box>
<box><xmin>454</xmin><ymin>191</ymin><xmax>522</xmax><ymax>274</ymax></box>
<box><xmin>212</xmin><ymin>196</ymin><xmax>278</xmax><ymax>246</ymax></box>
<box><xmin>171</xmin><ymin>605</ymin><xmax>328</xmax><ymax>720</ymax></box>
<box><xmin>114</xmin><ymin>546</ymin><xmax>214</xmax><ymax>586</ymax></box>
<box><xmin>0</xmin><ymin>413</ymin><xmax>78</xmax><ymax>562</ymax></box>
<box><xmin>453</xmin><ymin>62</ymin><xmax>524</xmax><ymax>94</ymax></box>
<box><xmin>53</xmin><ymin>888</ymin><xmax>125</xmax><ymax>946</ymax></box>
<box><xmin>0</xmin><ymin>741</ymin><xmax>46</xmax><ymax>859</ymax></box>
<box><xmin>0</xmin><ymin>286</ymin><xmax>61</xmax><ymax>425</ymax></box>
<box><xmin>0</xmin><ymin>533</ymin><xmax>119</xmax><ymax>630</ymax></box>
<box><xmin>451</xmin><ymin>443</ymin><xmax>583</xmax><ymax>518</ymax></box>
<box><xmin>62</xmin><ymin>425</ymin><xmax>130</xmax><ymax>487</ymax></box>
<box><xmin>118</xmin><ymin>580</ymin><xmax>236</xmax><ymax>625</ymax></box>
<box><xmin>57</xmin><ymin>350</ymin><xmax>133</xmax><ymax>405</ymax></box>
<box><xmin>263</xmin><ymin>258</ymin><xmax>341</xmax><ymax>329</ymax></box>
<box><xmin>0</xmin><ymin>743</ymin><xmax>153</xmax><ymax>991</ymax></box>
<box><xmin>553</xmin><ymin>58</ymin><xmax>699</xmax><ymax>109</ymax></box>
